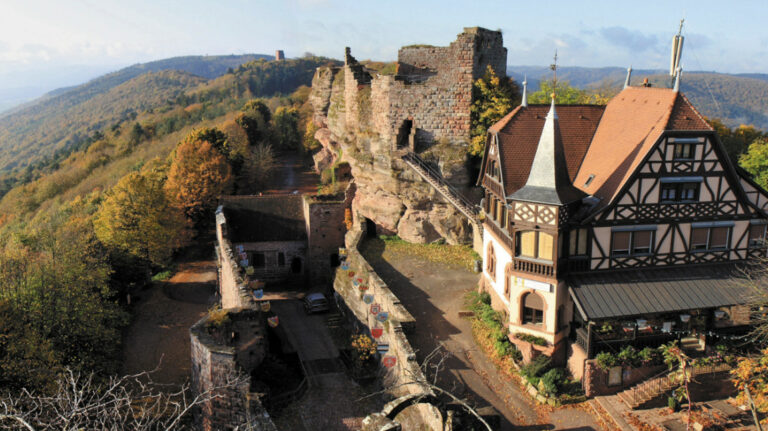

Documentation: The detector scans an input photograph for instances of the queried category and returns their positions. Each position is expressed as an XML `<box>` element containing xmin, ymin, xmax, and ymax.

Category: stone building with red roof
<box><xmin>477</xmin><ymin>80</ymin><xmax>767</xmax><ymax>379</ymax></box>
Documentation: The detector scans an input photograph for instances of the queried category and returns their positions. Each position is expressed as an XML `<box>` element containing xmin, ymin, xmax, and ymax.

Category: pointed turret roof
<box><xmin>509</xmin><ymin>97</ymin><xmax>587</xmax><ymax>205</ymax></box>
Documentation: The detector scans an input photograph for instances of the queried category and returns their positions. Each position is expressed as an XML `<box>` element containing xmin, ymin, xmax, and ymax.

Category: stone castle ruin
<box><xmin>310</xmin><ymin>27</ymin><xmax>506</xmax><ymax>244</ymax></box>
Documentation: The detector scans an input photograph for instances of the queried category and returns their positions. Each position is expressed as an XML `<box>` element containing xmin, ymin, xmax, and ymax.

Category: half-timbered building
<box><xmin>478</xmin><ymin>83</ymin><xmax>765</xmax><ymax>371</ymax></box>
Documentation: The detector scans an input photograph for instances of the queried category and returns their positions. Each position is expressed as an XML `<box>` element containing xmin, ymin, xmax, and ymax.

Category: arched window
<box><xmin>522</xmin><ymin>292</ymin><xmax>544</xmax><ymax>326</ymax></box>
<box><xmin>504</xmin><ymin>263</ymin><xmax>513</xmax><ymax>298</ymax></box>
<box><xmin>486</xmin><ymin>243</ymin><xmax>496</xmax><ymax>280</ymax></box>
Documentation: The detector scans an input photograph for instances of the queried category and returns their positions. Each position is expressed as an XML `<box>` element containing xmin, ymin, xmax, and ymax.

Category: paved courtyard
<box><xmin>361</xmin><ymin>238</ymin><xmax>605</xmax><ymax>430</ymax></box>
<box><xmin>270</xmin><ymin>299</ymin><xmax>382</xmax><ymax>431</ymax></box>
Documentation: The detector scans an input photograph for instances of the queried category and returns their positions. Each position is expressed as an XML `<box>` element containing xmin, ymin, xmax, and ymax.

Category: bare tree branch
<box><xmin>0</xmin><ymin>366</ymin><xmax>249</xmax><ymax>431</ymax></box>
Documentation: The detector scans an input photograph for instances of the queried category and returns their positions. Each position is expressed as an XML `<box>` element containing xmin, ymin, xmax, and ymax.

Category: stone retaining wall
<box><xmin>215</xmin><ymin>210</ymin><xmax>257</xmax><ymax>309</ymax></box>
<box><xmin>333</xmin><ymin>223</ymin><xmax>442</xmax><ymax>429</ymax></box>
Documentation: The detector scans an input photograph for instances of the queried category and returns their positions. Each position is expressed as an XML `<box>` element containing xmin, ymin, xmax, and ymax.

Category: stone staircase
<box><xmin>617</xmin><ymin>362</ymin><xmax>732</xmax><ymax>409</ymax></box>
<box><xmin>401</xmin><ymin>151</ymin><xmax>480</xmax><ymax>226</ymax></box>
<box><xmin>680</xmin><ymin>336</ymin><xmax>704</xmax><ymax>353</ymax></box>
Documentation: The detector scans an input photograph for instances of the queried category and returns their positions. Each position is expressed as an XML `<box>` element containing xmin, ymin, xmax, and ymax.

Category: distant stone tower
<box><xmin>275</xmin><ymin>50</ymin><xmax>285</xmax><ymax>61</ymax></box>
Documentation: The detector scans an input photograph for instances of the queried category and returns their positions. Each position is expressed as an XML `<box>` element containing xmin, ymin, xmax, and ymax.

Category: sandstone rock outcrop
<box><xmin>309</xmin><ymin>28</ymin><xmax>507</xmax><ymax>244</ymax></box>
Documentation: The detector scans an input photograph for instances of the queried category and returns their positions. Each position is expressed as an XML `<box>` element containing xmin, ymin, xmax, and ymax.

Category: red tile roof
<box><xmin>493</xmin><ymin>105</ymin><xmax>605</xmax><ymax>197</ymax></box>
<box><xmin>574</xmin><ymin>87</ymin><xmax>713</xmax><ymax>207</ymax></box>
<box><xmin>489</xmin><ymin>86</ymin><xmax>715</xmax><ymax>213</ymax></box>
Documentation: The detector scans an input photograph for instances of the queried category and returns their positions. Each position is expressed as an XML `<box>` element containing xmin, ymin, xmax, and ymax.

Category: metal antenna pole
<box><xmin>550</xmin><ymin>50</ymin><xmax>558</xmax><ymax>99</ymax></box>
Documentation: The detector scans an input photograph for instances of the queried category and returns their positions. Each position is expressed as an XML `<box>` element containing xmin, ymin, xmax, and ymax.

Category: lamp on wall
<box><xmin>680</xmin><ymin>314</ymin><xmax>691</xmax><ymax>323</ymax></box>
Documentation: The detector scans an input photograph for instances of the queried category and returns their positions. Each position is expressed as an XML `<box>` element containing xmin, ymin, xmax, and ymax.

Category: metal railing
<box><xmin>624</xmin><ymin>362</ymin><xmax>732</xmax><ymax>407</ymax></box>
<box><xmin>402</xmin><ymin>152</ymin><xmax>479</xmax><ymax>223</ymax></box>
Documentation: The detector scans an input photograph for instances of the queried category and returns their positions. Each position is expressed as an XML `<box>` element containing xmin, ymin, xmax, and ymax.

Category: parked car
<box><xmin>303</xmin><ymin>292</ymin><xmax>330</xmax><ymax>314</ymax></box>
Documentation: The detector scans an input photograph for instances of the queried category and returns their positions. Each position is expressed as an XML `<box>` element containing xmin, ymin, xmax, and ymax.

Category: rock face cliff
<box><xmin>309</xmin><ymin>27</ymin><xmax>507</xmax><ymax>244</ymax></box>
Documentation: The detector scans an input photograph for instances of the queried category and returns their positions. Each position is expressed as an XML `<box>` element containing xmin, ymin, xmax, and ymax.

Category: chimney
<box><xmin>275</xmin><ymin>50</ymin><xmax>285</xmax><ymax>61</ymax></box>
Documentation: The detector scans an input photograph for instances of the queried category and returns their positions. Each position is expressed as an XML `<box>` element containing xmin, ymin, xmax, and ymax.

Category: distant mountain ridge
<box><xmin>1</xmin><ymin>54</ymin><xmax>271</xmax><ymax>117</ymax></box>
<box><xmin>508</xmin><ymin>65</ymin><xmax>768</xmax><ymax>131</ymax></box>
<box><xmin>0</xmin><ymin>54</ymin><xmax>273</xmax><ymax>172</ymax></box>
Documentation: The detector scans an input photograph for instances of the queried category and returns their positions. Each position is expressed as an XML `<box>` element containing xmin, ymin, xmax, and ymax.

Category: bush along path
<box><xmin>463</xmin><ymin>291</ymin><xmax>606</xmax><ymax>428</ymax></box>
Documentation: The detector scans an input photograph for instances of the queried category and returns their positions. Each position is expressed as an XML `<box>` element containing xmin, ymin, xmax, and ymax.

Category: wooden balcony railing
<box><xmin>513</xmin><ymin>258</ymin><xmax>555</xmax><ymax>277</ymax></box>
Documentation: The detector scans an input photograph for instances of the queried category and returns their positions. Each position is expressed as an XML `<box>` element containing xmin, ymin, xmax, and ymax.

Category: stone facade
<box><xmin>310</xmin><ymin>27</ymin><xmax>506</xmax><ymax>245</ymax></box>
<box><xmin>215</xmin><ymin>194</ymin><xmax>348</xmax><ymax>304</ymax></box>
<box><xmin>190</xmin><ymin>308</ymin><xmax>276</xmax><ymax>431</ymax></box>
<box><xmin>303</xmin><ymin>192</ymin><xmax>351</xmax><ymax>287</ymax></box>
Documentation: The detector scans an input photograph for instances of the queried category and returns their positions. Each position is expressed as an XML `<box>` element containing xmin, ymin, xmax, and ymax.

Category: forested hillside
<box><xmin>0</xmin><ymin>56</ymin><xmax>334</xmax><ymax>198</ymax></box>
<box><xmin>0</xmin><ymin>54</ymin><xmax>270</xmax><ymax>174</ymax></box>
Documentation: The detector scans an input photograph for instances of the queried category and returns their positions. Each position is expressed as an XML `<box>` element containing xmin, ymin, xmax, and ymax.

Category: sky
<box><xmin>0</xmin><ymin>0</ymin><xmax>767</xmax><ymax>97</ymax></box>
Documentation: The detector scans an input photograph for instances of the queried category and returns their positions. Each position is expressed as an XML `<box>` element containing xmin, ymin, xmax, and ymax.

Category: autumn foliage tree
<box><xmin>95</xmin><ymin>167</ymin><xmax>190</xmax><ymax>268</ymax></box>
<box><xmin>165</xmin><ymin>135</ymin><xmax>233</xmax><ymax>224</ymax></box>
<box><xmin>469</xmin><ymin>66</ymin><xmax>519</xmax><ymax>156</ymax></box>
<box><xmin>732</xmin><ymin>348</ymin><xmax>768</xmax><ymax>425</ymax></box>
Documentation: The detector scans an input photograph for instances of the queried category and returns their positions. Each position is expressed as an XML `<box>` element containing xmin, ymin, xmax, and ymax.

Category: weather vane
<box><xmin>550</xmin><ymin>50</ymin><xmax>558</xmax><ymax>100</ymax></box>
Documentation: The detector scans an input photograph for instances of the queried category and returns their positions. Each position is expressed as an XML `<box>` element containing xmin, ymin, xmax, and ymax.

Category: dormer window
<box><xmin>673</xmin><ymin>142</ymin><xmax>694</xmax><ymax>159</ymax></box>
<box><xmin>660</xmin><ymin>177</ymin><xmax>702</xmax><ymax>202</ymax></box>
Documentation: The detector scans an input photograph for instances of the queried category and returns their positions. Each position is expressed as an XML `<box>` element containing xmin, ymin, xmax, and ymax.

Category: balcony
<box><xmin>513</xmin><ymin>258</ymin><xmax>555</xmax><ymax>277</ymax></box>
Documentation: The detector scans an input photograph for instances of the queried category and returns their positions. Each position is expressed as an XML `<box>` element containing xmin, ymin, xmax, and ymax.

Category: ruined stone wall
<box><xmin>310</xmin><ymin>27</ymin><xmax>505</xmax><ymax>246</ymax></box>
<box><xmin>333</xmin><ymin>223</ymin><xmax>442</xmax><ymax>429</ymax></box>
<box><xmin>216</xmin><ymin>211</ymin><xmax>258</xmax><ymax>309</ymax></box>
<box><xmin>190</xmin><ymin>310</ymin><xmax>275</xmax><ymax>431</ymax></box>
<box><xmin>381</xmin><ymin>28</ymin><xmax>507</xmax><ymax>149</ymax></box>
<box><xmin>303</xmin><ymin>195</ymin><xmax>347</xmax><ymax>286</ymax></box>
<box><xmin>236</xmin><ymin>240</ymin><xmax>306</xmax><ymax>283</ymax></box>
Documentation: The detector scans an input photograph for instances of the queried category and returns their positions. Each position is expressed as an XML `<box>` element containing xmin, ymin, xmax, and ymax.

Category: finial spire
<box><xmin>521</xmin><ymin>75</ymin><xmax>528</xmax><ymax>107</ymax></box>
<box><xmin>624</xmin><ymin>66</ymin><xmax>632</xmax><ymax>89</ymax></box>
<box><xmin>549</xmin><ymin>92</ymin><xmax>557</xmax><ymax>119</ymax></box>
<box><xmin>673</xmin><ymin>67</ymin><xmax>683</xmax><ymax>92</ymax></box>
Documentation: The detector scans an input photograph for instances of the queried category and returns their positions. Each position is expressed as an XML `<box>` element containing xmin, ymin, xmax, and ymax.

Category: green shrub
<box><xmin>515</xmin><ymin>332</ymin><xmax>548</xmax><ymax>346</ymax></box>
<box><xmin>617</xmin><ymin>346</ymin><xmax>639</xmax><ymax>367</ymax></box>
<box><xmin>151</xmin><ymin>269</ymin><xmax>172</xmax><ymax>282</ymax></box>
<box><xmin>479</xmin><ymin>292</ymin><xmax>491</xmax><ymax>305</ymax></box>
<box><xmin>521</xmin><ymin>355</ymin><xmax>551</xmax><ymax>380</ymax></box>
<box><xmin>494</xmin><ymin>340</ymin><xmax>511</xmax><ymax>357</ymax></box>
<box><xmin>638</xmin><ymin>347</ymin><xmax>661</xmax><ymax>365</ymax></box>
<box><xmin>668</xmin><ymin>396</ymin><xmax>679</xmax><ymax>411</ymax></box>
<box><xmin>596</xmin><ymin>351</ymin><xmax>618</xmax><ymax>370</ymax></box>
<box><xmin>540</xmin><ymin>368</ymin><xmax>566</xmax><ymax>396</ymax></box>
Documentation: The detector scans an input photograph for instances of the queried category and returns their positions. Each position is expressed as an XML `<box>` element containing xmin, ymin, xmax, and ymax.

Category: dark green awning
<box><xmin>569</xmin><ymin>263</ymin><xmax>752</xmax><ymax>321</ymax></box>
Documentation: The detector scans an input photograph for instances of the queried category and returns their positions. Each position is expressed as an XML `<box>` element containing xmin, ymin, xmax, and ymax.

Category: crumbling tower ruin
<box><xmin>310</xmin><ymin>28</ymin><xmax>507</xmax><ymax>244</ymax></box>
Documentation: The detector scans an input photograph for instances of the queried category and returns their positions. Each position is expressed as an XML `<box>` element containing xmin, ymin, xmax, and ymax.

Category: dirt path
<box><xmin>121</xmin><ymin>247</ymin><xmax>217</xmax><ymax>386</ymax></box>
<box><xmin>262</xmin><ymin>151</ymin><xmax>319</xmax><ymax>195</ymax></box>
<box><xmin>361</xmin><ymin>240</ymin><xmax>605</xmax><ymax>430</ymax></box>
